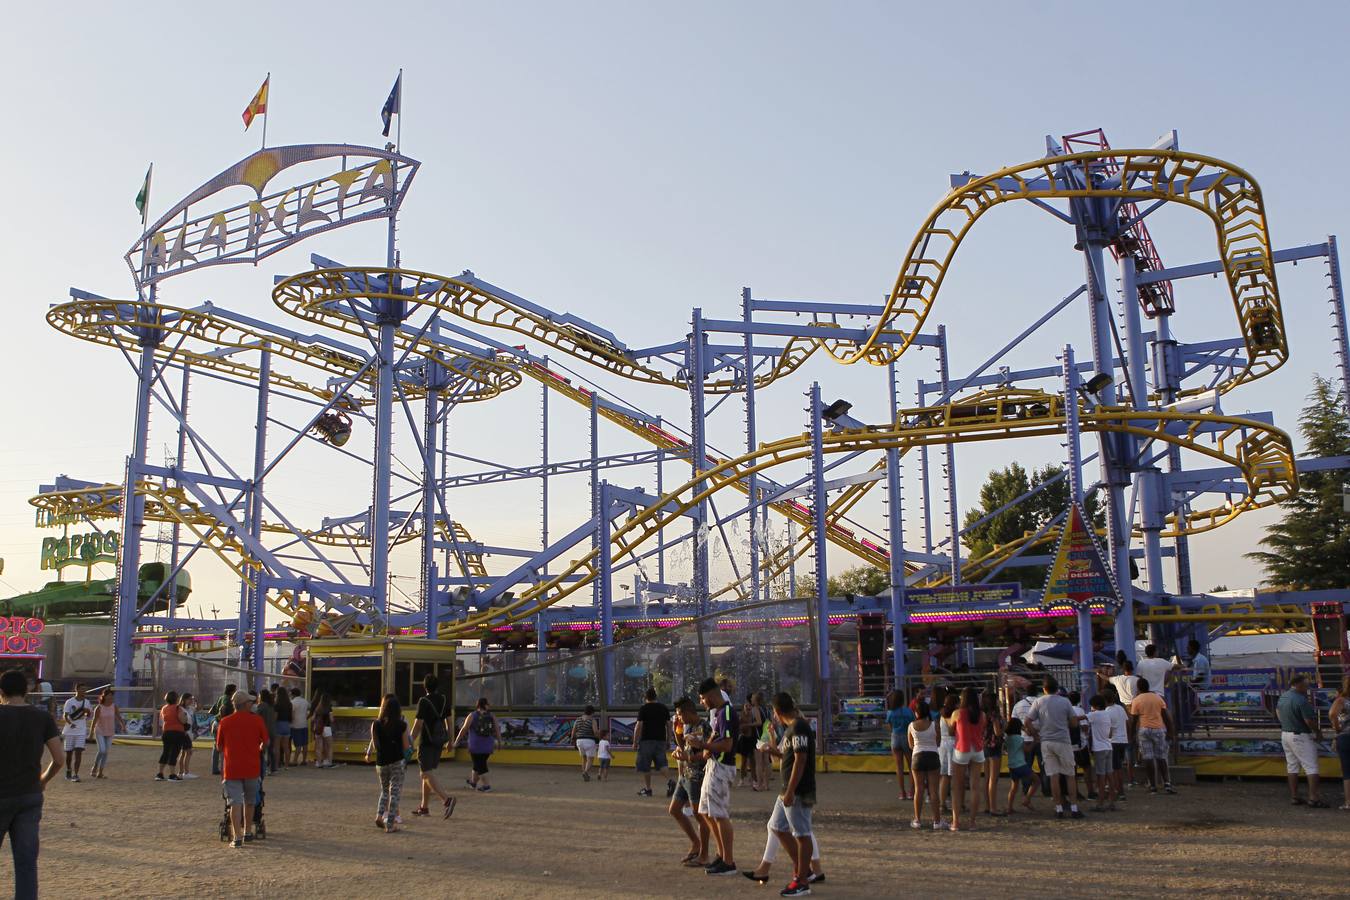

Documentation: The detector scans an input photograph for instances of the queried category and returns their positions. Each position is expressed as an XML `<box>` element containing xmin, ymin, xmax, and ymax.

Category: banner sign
<box><xmin>0</xmin><ymin>617</ymin><xmax>45</xmax><ymax>656</ymax></box>
<box><xmin>1040</xmin><ymin>502</ymin><xmax>1122</xmax><ymax>611</ymax></box>
<box><xmin>127</xmin><ymin>144</ymin><xmax>419</xmax><ymax>289</ymax></box>
<box><xmin>904</xmin><ymin>582</ymin><xmax>1021</xmax><ymax>606</ymax></box>
<box><xmin>40</xmin><ymin>531</ymin><xmax>119</xmax><ymax>571</ymax></box>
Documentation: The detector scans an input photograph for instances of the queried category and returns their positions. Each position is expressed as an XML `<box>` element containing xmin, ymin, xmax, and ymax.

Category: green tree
<box><xmin>794</xmin><ymin>565</ymin><xmax>889</xmax><ymax>598</ymax></box>
<box><xmin>1245</xmin><ymin>375</ymin><xmax>1350</xmax><ymax>589</ymax></box>
<box><xmin>961</xmin><ymin>462</ymin><xmax>1105</xmax><ymax>590</ymax></box>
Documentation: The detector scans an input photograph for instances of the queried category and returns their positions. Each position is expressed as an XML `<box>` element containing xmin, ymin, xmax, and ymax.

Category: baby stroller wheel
<box><xmin>219</xmin><ymin>816</ymin><xmax>231</xmax><ymax>842</ymax></box>
<box><xmin>256</xmin><ymin>819</ymin><xmax>266</xmax><ymax>839</ymax></box>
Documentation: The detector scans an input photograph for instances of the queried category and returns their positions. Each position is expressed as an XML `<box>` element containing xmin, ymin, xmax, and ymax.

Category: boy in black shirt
<box><xmin>695</xmin><ymin>677</ymin><xmax>739</xmax><ymax>876</ymax></box>
<box><xmin>768</xmin><ymin>692</ymin><xmax>815</xmax><ymax>897</ymax></box>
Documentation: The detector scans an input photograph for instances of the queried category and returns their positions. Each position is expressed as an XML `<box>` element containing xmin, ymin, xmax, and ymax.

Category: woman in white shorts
<box><xmin>949</xmin><ymin>688</ymin><xmax>987</xmax><ymax>830</ymax></box>
<box><xmin>937</xmin><ymin>694</ymin><xmax>959</xmax><ymax>816</ymax></box>
<box><xmin>572</xmin><ymin>705</ymin><xmax>600</xmax><ymax>782</ymax></box>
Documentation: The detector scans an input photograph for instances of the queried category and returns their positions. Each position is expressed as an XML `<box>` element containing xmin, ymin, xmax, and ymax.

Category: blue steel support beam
<box><xmin>114</xmin><ymin>336</ymin><xmax>158</xmax><ymax>697</ymax></box>
<box><xmin>1062</xmin><ymin>345</ymin><xmax>1095</xmax><ymax>701</ymax></box>
<box><xmin>597</xmin><ymin>481</ymin><xmax>614</xmax><ymax>706</ymax></box>
<box><xmin>247</xmin><ymin>347</ymin><xmax>271</xmax><ymax>680</ymax></box>
<box><xmin>886</xmin><ymin>362</ymin><xmax>907</xmax><ymax>684</ymax></box>
<box><xmin>743</xmin><ymin>288</ymin><xmax>761</xmax><ymax>606</ymax></box>
<box><xmin>690</xmin><ymin>310</ymin><xmax>710</xmax><ymax>615</ymax></box>
<box><xmin>809</xmin><ymin>383</ymin><xmax>832</xmax><ymax>726</ymax></box>
<box><xmin>421</xmin><ymin>357</ymin><xmax>444</xmax><ymax>635</ymax></box>
<box><xmin>937</xmin><ymin>326</ymin><xmax>960</xmax><ymax>583</ymax></box>
<box><xmin>1118</xmin><ymin>258</ymin><xmax>1147</xmax><ymax>653</ymax></box>
<box><xmin>1326</xmin><ymin>236</ymin><xmax>1350</xmax><ymax>419</ymax></box>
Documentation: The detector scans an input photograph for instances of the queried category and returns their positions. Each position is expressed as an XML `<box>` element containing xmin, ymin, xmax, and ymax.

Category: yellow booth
<box><xmin>305</xmin><ymin>637</ymin><xmax>457</xmax><ymax>762</ymax></box>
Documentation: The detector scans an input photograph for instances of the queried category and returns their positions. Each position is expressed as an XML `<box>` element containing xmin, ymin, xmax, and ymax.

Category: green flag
<box><xmin>135</xmin><ymin>163</ymin><xmax>152</xmax><ymax>225</ymax></box>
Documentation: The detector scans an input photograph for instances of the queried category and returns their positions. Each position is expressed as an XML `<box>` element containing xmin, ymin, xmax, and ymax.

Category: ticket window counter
<box><xmin>304</xmin><ymin>638</ymin><xmax>457</xmax><ymax>760</ymax></box>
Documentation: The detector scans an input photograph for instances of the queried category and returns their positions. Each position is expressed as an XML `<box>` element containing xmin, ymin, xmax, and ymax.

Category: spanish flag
<box><xmin>242</xmin><ymin>76</ymin><xmax>269</xmax><ymax>130</ymax></box>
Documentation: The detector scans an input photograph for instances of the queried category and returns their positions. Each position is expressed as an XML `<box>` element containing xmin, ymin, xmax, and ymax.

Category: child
<box><xmin>670</xmin><ymin>698</ymin><xmax>712</xmax><ymax>866</ymax></box>
<box><xmin>1086</xmin><ymin>695</ymin><xmax>1117</xmax><ymax>811</ymax></box>
<box><xmin>1105</xmin><ymin>686</ymin><xmax>1131</xmax><ymax>801</ymax></box>
<box><xmin>597</xmin><ymin>730</ymin><xmax>612</xmax><ymax>781</ymax></box>
<box><xmin>1003</xmin><ymin>718</ymin><xmax>1038</xmax><ymax>814</ymax></box>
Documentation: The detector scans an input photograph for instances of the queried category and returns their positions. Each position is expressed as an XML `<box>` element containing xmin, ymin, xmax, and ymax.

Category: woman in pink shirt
<box><xmin>950</xmin><ymin>687</ymin><xmax>987</xmax><ymax>830</ymax></box>
<box><xmin>89</xmin><ymin>689</ymin><xmax>123</xmax><ymax>779</ymax></box>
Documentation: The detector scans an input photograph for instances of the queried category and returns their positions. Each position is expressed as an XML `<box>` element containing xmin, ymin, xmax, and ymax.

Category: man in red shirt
<box><xmin>215</xmin><ymin>692</ymin><xmax>269</xmax><ymax>847</ymax></box>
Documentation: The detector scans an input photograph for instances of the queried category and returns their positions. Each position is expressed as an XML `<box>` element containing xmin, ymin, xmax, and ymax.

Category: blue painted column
<box><xmin>114</xmin><ymin>334</ymin><xmax>158</xmax><ymax>698</ymax></box>
<box><xmin>689</xmin><ymin>310</ymin><xmax>709</xmax><ymax>615</ymax></box>
<box><xmin>247</xmin><ymin>347</ymin><xmax>271</xmax><ymax>681</ymax></box>
<box><xmin>809</xmin><ymin>383</ymin><xmax>832</xmax><ymax>728</ymax></box>
<box><xmin>937</xmin><ymin>325</ymin><xmax>960</xmax><ymax>583</ymax></box>
<box><xmin>1117</xmin><ymin>257</ymin><xmax>1147</xmax><ymax>660</ymax></box>
<box><xmin>742</xmin><ymin>288</ymin><xmax>761</xmax><ymax>604</ymax></box>
<box><xmin>1062</xmin><ymin>345</ymin><xmax>1095</xmax><ymax>702</ymax></box>
<box><xmin>421</xmin><ymin>357</ymin><xmax>443</xmax><ymax>637</ymax></box>
<box><xmin>886</xmin><ymin>362</ymin><xmax>908</xmax><ymax>685</ymax></box>
<box><xmin>598</xmin><ymin>481</ymin><xmax>614</xmax><ymax>706</ymax></box>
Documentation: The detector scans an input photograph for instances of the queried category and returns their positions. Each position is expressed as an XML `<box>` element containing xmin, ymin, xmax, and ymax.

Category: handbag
<box><xmin>322</xmin><ymin>726</ymin><xmax>333</xmax><ymax>738</ymax></box>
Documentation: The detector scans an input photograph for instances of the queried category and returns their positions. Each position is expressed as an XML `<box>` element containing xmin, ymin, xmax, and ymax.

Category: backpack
<box><xmin>425</xmin><ymin>695</ymin><xmax>449</xmax><ymax>744</ymax></box>
<box><xmin>472</xmin><ymin>711</ymin><xmax>495</xmax><ymax>738</ymax></box>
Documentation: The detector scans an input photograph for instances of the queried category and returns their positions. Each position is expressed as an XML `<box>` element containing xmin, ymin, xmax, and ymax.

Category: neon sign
<box><xmin>0</xmin><ymin>617</ymin><xmax>45</xmax><ymax>656</ymax></box>
<box><xmin>127</xmin><ymin>143</ymin><xmax>419</xmax><ymax>289</ymax></box>
<box><xmin>40</xmin><ymin>531</ymin><xmax>119</xmax><ymax>571</ymax></box>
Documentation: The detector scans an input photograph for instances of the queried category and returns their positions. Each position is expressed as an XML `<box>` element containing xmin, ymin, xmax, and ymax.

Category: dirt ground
<box><xmin>15</xmin><ymin>745</ymin><xmax>1349</xmax><ymax>898</ymax></box>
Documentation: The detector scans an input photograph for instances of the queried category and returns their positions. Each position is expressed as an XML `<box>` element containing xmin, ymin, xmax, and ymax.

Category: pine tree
<box><xmin>1245</xmin><ymin>375</ymin><xmax>1350</xmax><ymax>589</ymax></box>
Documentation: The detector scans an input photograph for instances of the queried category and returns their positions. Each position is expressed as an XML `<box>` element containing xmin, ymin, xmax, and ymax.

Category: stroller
<box><xmin>218</xmin><ymin>780</ymin><xmax>267</xmax><ymax>842</ymax></box>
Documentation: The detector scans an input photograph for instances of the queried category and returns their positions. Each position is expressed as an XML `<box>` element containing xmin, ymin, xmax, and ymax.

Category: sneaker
<box><xmin>933</xmin><ymin>820</ymin><xmax>948</xmax><ymax>831</ymax></box>
<box><xmin>582</xmin><ymin>771</ymin><xmax>591</xmax><ymax>782</ymax></box>
<box><xmin>71</xmin><ymin>775</ymin><xmax>81</xmax><ymax>783</ymax></box>
<box><xmin>1149</xmin><ymin>787</ymin><xmax>1158</xmax><ymax>794</ymax></box>
<box><xmin>1070</xmin><ymin>809</ymin><xmax>1084</xmax><ymax>819</ymax></box>
<box><xmin>706</xmin><ymin>860</ymin><xmax>739</xmax><ymax>876</ymax></box>
<box><xmin>780</xmin><ymin>880</ymin><xmax>811</xmax><ymax>896</ymax></box>
<box><xmin>231</xmin><ymin>839</ymin><xmax>243</xmax><ymax>849</ymax></box>
<box><xmin>64</xmin><ymin>773</ymin><xmax>72</xmax><ymax>781</ymax></box>
<box><xmin>1055</xmin><ymin>809</ymin><xmax>1065</xmax><ymax>819</ymax></box>
<box><xmin>154</xmin><ymin>774</ymin><xmax>165</xmax><ymax>781</ymax></box>
<box><xmin>911</xmin><ymin>819</ymin><xmax>921</xmax><ymax>829</ymax></box>
<box><xmin>1164</xmin><ymin>785</ymin><xmax>1178</xmax><ymax>795</ymax></box>
<box><xmin>168</xmin><ymin>774</ymin><xmax>181</xmax><ymax>782</ymax></box>
<box><xmin>703</xmin><ymin>857</ymin><xmax>725</xmax><ymax>871</ymax></box>
<box><xmin>637</xmin><ymin>788</ymin><xmax>653</xmax><ymax>797</ymax></box>
<box><xmin>807</xmin><ymin>873</ymin><xmax>825</xmax><ymax>884</ymax></box>
<box><xmin>477</xmin><ymin>785</ymin><xmax>492</xmax><ymax>793</ymax></box>
<box><xmin>244</xmin><ymin>833</ymin><xmax>255</xmax><ymax>843</ymax></box>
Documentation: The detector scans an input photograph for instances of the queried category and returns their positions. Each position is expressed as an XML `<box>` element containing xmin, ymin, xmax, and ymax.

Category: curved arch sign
<box><xmin>127</xmin><ymin>143</ymin><xmax>419</xmax><ymax>290</ymax></box>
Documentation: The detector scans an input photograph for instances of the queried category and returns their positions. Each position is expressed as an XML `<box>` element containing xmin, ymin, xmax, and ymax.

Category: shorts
<box><xmin>986</xmin><ymin>739</ymin><xmax>1003</xmax><ymax>757</ymax></box>
<box><xmin>1074</xmin><ymin>747</ymin><xmax>1092</xmax><ymax>771</ymax></box>
<box><xmin>912</xmin><ymin>750</ymin><xmax>940</xmax><ymax>773</ymax></box>
<box><xmin>938</xmin><ymin>739</ymin><xmax>955</xmax><ymax>776</ymax></box>
<box><xmin>736</xmin><ymin>735</ymin><xmax>757</xmax><ymax>757</ymax></box>
<box><xmin>275</xmin><ymin>721</ymin><xmax>291</xmax><ymax>737</ymax></box>
<box><xmin>1138</xmin><ymin>727</ymin><xmax>1168</xmax><ymax>761</ymax></box>
<box><xmin>291</xmin><ymin>727</ymin><xmax>309</xmax><ymax>748</ymax></box>
<box><xmin>1092</xmin><ymin>749</ymin><xmax>1114</xmax><ymax>776</ymax></box>
<box><xmin>418</xmin><ymin>740</ymin><xmax>443</xmax><ymax>772</ymax></box>
<box><xmin>952</xmin><ymin>748</ymin><xmax>986</xmax><ymax>766</ymax></box>
<box><xmin>62</xmin><ymin>732</ymin><xmax>88</xmax><ymax>752</ymax></box>
<box><xmin>576</xmin><ymin>738</ymin><xmax>598</xmax><ymax>760</ymax></box>
<box><xmin>1008</xmin><ymin>764</ymin><xmax>1034</xmax><ymax>787</ymax></box>
<box><xmin>674</xmin><ymin>773</ymin><xmax>703</xmax><ymax>808</ymax></box>
<box><xmin>890</xmin><ymin>733</ymin><xmax>909</xmax><ymax>753</ymax></box>
<box><xmin>470</xmin><ymin>752</ymin><xmax>491</xmax><ymax>775</ymax></box>
<box><xmin>636</xmin><ymin>739</ymin><xmax>668</xmax><ymax>773</ymax></box>
<box><xmin>223</xmin><ymin>778</ymin><xmax>261</xmax><ymax>807</ymax></box>
<box><xmin>1335</xmin><ymin>733</ymin><xmax>1350</xmax><ymax>777</ymax></box>
<box><xmin>1281</xmin><ymin>731</ymin><xmax>1320</xmax><ymax>775</ymax></box>
<box><xmin>1111</xmin><ymin>743</ymin><xmax>1130</xmax><ymax>769</ymax></box>
<box><xmin>1041</xmin><ymin>741</ymin><xmax>1076</xmax><ymax>778</ymax></box>
<box><xmin>697</xmin><ymin>760</ymin><xmax>735</xmax><ymax>820</ymax></box>
<box><xmin>599</xmin><ymin>758</ymin><xmax>611</xmax><ymax>770</ymax></box>
<box><xmin>767</xmin><ymin>795</ymin><xmax>814</xmax><ymax>838</ymax></box>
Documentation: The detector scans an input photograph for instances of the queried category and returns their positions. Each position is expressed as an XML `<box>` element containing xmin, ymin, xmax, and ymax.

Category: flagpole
<box><xmin>261</xmin><ymin>72</ymin><xmax>270</xmax><ymax>151</ymax></box>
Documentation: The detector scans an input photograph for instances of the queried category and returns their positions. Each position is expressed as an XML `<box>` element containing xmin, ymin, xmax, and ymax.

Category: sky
<box><xmin>1</xmin><ymin>1</ymin><xmax>1347</xmax><ymax>623</ymax></box>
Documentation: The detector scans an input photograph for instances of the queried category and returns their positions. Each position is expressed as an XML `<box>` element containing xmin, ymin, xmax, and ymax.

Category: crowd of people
<box><xmin>2</xmin><ymin>662</ymin><xmax>1348</xmax><ymax>898</ymax></box>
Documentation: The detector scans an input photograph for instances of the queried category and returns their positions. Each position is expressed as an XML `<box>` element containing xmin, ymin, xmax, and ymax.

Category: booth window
<box><xmin>311</xmin><ymin>667</ymin><xmax>381</xmax><ymax>708</ymax></box>
<box><xmin>394</xmin><ymin>661</ymin><xmax>413</xmax><ymax>706</ymax></box>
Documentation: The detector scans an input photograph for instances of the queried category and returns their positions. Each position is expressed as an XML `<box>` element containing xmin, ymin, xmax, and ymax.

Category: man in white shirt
<box><xmin>288</xmin><ymin>689</ymin><xmax>310</xmax><ymax>767</ymax></box>
<box><xmin>1134</xmin><ymin>645</ymin><xmax>1174</xmax><ymax>698</ymax></box>
<box><xmin>1186</xmin><ymin>640</ymin><xmax>1211</xmax><ymax>688</ymax></box>
<box><xmin>1108</xmin><ymin>659</ymin><xmax>1139</xmax><ymax>711</ymax></box>
<box><xmin>61</xmin><ymin>683</ymin><xmax>94</xmax><ymax>782</ymax></box>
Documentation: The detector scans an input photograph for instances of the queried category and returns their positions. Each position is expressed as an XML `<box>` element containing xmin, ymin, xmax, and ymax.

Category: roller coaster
<box><xmin>27</xmin><ymin>125</ymin><xmax>1350</xmax><ymax>709</ymax></box>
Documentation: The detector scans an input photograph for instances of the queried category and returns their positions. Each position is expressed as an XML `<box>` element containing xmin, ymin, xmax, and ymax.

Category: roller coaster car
<box><xmin>947</xmin><ymin>403</ymin><xmax>999</xmax><ymax>424</ymax></box>
<box><xmin>313</xmin><ymin>410</ymin><xmax>353</xmax><ymax>447</ymax></box>
<box><xmin>563</xmin><ymin>324</ymin><xmax>620</xmax><ymax>355</ymax></box>
<box><xmin>1247</xmin><ymin>305</ymin><xmax>1280</xmax><ymax>351</ymax></box>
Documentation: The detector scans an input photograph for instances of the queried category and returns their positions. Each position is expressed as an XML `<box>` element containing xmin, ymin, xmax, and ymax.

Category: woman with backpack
<box><xmin>410</xmin><ymin>674</ymin><xmax>455</xmax><ymax>818</ymax></box>
<box><xmin>455</xmin><ymin>697</ymin><xmax>501</xmax><ymax>792</ymax></box>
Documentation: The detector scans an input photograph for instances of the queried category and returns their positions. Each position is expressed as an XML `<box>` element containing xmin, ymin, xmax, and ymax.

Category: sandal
<box><xmin>680</xmin><ymin>851</ymin><xmax>699</xmax><ymax>864</ymax></box>
<box><xmin>411</xmin><ymin>806</ymin><xmax>430</xmax><ymax>816</ymax></box>
<box><xmin>384</xmin><ymin>824</ymin><xmax>401</xmax><ymax>833</ymax></box>
<box><xmin>1291</xmin><ymin>797</ymin><xmax>1306</xmax><ymax>806</ymax></box>
<box><xmin>1307</xmin><ymin>799</ymin><xmax>1329</xmax><ymax>809</ymax></box>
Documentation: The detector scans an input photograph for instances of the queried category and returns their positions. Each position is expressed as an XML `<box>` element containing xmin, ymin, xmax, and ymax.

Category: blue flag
<box><xmin>381</xmin><ymin>73</ymin><xmax>402</xmax><ymax>137</ymax></box>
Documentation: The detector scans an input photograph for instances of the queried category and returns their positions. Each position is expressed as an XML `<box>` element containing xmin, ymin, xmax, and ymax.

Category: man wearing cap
<box><xmin>215</xmin><ymin>692</ymin><xmax>269</xmax><ymax>848</ymax></box>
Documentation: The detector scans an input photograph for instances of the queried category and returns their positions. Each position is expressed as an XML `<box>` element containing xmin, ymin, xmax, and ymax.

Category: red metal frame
<box><xmin>1061</xmin><ymin>129</ymin><xmax>1175</xmax><ymax>317</ymax></box>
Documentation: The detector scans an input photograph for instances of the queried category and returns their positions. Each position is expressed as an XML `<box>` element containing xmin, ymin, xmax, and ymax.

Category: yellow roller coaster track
<box><xmin>46</xmin><ymin>297</ymin><xmax>520</xmax><ymax>404</ymax></box>
<box><xmin>838</xmin><ymin>149</ymin><xmax>1286</xmax><ymax>395</ymax></box>
<box><xmin>439</xmin><ymin>390</ymin><xmax>1296</xmax><ymax>637</ymax></box>
<box><xmin>274</xmin><ymin>268</ymin><xmax>818</xmax><ymax>394</ymax></box>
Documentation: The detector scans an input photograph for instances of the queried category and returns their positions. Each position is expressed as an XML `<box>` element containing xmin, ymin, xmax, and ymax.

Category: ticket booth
<box><xmin>305</xmin><ymin>637</ymin><xmax>457</xmax><ymax>762</ymax></box>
